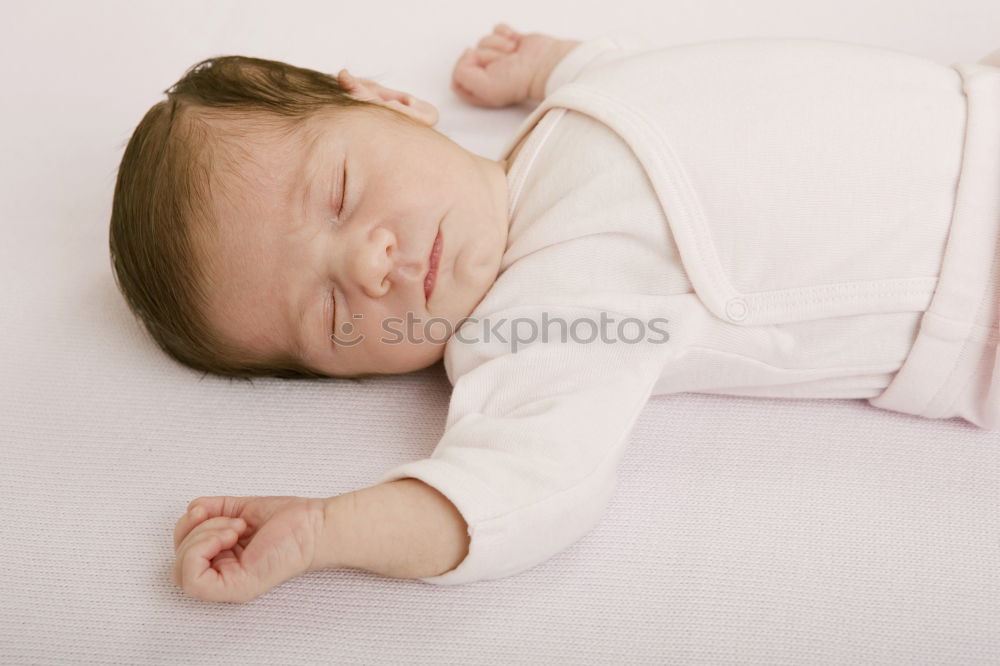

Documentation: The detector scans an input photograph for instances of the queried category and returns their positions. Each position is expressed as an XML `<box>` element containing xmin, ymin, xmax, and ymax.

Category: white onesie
<box><xmin>375</xmin><ymin>35</ymin><xmax>1000</xmax><ymax>585</ymax></box>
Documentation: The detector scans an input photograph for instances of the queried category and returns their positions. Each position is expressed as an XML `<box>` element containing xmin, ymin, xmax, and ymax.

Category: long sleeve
<box><xmin>373</xmin><ymin>323</ymin><xmax>669</xmax><ymax>585</ymax></box>
<box><xmin>496</xmin><ymin>31</ymin><xmax>652</xmax><ymax>166</ymax></box>
<box><xmin>373</xmin><ymin>36</ymin><xmax>676</xmax><ymax>585</ymax></box>
<box><xmin>544</xmin><ymin>31</ymin><xmax>651</xmax><ymax>98</ymax></box>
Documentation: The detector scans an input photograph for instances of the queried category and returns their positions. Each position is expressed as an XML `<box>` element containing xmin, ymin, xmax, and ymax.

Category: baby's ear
<box><xmin>337</xmin><ymin>69</ymin><xmax>439</xmax><ymax>127</ymax></box>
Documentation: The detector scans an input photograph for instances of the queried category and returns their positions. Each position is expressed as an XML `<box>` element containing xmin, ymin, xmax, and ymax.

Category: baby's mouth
<box><xmin>424</xmin><ymin>228</ymin><xmax>443</xmax><ymax>304</ymax></box>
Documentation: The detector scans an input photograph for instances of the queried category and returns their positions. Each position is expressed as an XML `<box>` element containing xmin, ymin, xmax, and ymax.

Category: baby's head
<box><xmin>110</xmin><ymin>56</ymin><xmax>510</xmax><ymax>380</ymax></box>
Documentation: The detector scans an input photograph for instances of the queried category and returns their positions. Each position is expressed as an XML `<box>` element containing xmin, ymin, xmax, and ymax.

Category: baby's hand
<box><xmin>172</xmin><ymin>495</ymin><xmax>326</xmax><ymax>603</ymax></box>
<box><xmin>452</xmin><ymin>23</ymin><xmax>565</xmax><ymax>108</ymax></box>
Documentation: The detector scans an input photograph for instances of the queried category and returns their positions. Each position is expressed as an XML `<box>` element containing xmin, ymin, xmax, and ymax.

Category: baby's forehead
<box><xmin>198</xmin><ymin>116</ymin><xmax>336</xmax><ymax>239</ymax></box>
<box><xmin>199</xmin><ymin>105</ymin><xmax>400</xmax><ymax>213</ymax></box>
<box><xmin>201</xmin><ymin>119</ymin><xmax>312</xmax><ymax>201</ymax></box>
<box><xmin>210</xmin><ymin>115</ymin><xmax>310</xmax><ymax>165</ymax></box>
<box><xmin>203</xmin><ymin>104</ymin><xmax>407</xmax><ymax>173</ymax></box>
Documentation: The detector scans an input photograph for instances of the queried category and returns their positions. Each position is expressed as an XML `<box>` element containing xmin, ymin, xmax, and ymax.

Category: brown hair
<box><xmin>109</xmin><ymin>55</ymin><xmax>385</xmax><ymax>381</ymax></box>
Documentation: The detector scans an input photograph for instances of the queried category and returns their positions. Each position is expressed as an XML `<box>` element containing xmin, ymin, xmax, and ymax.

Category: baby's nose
<box><xmin>354</xmin><ymin>227</ymin><xmax>396</xmax><ymax>298</ymax></box>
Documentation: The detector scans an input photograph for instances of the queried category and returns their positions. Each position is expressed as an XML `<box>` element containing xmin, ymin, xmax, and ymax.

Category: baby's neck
<box><xmin>475</xmin><ymin>153</ymin><xmax>512</xmax><ymax>238</ymax></box>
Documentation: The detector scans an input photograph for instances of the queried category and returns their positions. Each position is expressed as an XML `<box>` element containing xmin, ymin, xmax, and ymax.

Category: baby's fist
<box><xmin>452</xmin><ymin>23</ymin><xmax>562</xmax><ymax>108</ymax></box>
<box><xmin>172</xmin><ymin>495</ymin><xmax>326</xmax><ymax>604</ymax></box>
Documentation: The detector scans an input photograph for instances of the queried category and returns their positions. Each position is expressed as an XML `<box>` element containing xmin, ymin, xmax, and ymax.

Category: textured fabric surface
<box><xmin>3</xmin><ymin>1</ymin><xmax>1000</xmax><ymax>663</ymax></box>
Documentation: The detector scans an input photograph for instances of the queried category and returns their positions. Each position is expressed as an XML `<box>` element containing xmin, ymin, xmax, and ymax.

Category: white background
<box><xmin>2</xmin><ymin>2</ymin><xmax>1000</xmax><ymax>664</ymax></box>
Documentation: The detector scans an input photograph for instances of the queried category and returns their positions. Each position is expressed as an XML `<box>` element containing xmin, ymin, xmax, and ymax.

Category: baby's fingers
<box><xmin>461</xmin><ymin>46</ymin><xmax>504</xmax><ymax>69</ymax></box>
<box><xmin>173</xmin><ymin>517</ymin><xmax>252</xmax><ymax>602</ymax></box>
<box><xmin>477</xmin><ymin>33</ymin><xmax>517</xmax><ymax>54</ymax></box>
<box><xmin>175</xmin><ymin>495</ymin><xmax>254</xmax><ymax>549</ymax></box>
<box><xmin>173</xmin><ymin>504</ymin><xmax>208</xmax><ymax>550</ymax></box>
<box><xmin>493</xmin><ymin>23</ymin><xmax>520</xmax><ymax>39</ymax></box>
<box><xmin>453</xmin><ymin>50</ymin><xmax>513</xmax><ymax>107</ymax></box>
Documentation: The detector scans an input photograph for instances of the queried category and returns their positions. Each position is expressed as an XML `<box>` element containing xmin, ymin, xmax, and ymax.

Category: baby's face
<box><xmin>197</xmin><ymin>106</ymin><xmax>510</xmax><ymax>377</ymax></box>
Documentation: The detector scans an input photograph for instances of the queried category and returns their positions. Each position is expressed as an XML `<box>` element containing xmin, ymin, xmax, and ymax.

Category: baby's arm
<box><xmin>452</xmin><ymin>23</ymin><xmax>580</xmax><ymax>107</ymax></box>
<box><xmin>312</xmin><ymin>479</ymin><xmax>470</xmax><ymax>579</ymax></box>
<box><xmin>171</xmin><ymin>480</ymin><xmax>469</xmax><ymax>603</ymax></box>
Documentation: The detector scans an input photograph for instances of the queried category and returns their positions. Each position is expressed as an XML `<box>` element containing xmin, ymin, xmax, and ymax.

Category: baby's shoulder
<box><xmin>520</xmin><ymin>108</ymin><xmax>638</xmax><ymax>180</ymax></box>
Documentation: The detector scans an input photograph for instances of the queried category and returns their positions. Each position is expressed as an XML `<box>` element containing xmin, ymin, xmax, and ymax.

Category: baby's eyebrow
<box><xmin>287</xmin><ymin>137</ymin><xmax>325</xmax><ymax>366</ymax></box>
<box><xmin>285</xmin><ymin>126</ymin><xmax>332</xmax><ymax>366</ymax></box>
<box><xmin>289</xmin><ymin>130</ymin><xmax>325</xmax><ymax>231</ymax></box>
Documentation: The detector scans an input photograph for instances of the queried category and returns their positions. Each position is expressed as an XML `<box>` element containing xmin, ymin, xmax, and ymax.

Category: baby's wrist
<box><xmin>311</xmin><ymin>479</ymin><xmax>470</xmax><ymax>579</ymax></box>
<box><xmin>310</xmin><ymin>493</ymin><xmax>354</xmax><ymax>572</ymax></box>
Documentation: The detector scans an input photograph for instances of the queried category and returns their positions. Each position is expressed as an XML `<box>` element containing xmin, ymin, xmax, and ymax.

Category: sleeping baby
<box><xmin>108</xmin><ymin>23</ymin><xmax>1000</xmax><ymax>602</ymax></box>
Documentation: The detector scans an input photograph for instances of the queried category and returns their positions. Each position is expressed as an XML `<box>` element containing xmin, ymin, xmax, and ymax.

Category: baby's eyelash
<box><xmin>337</xmin><ymin>164</ymin><xmax>347</xmax><ymax>216</ymax></box>
<box><xmin>330</xmin><ymin>292</ymin><xmax>337</xmax><ymax>340</ymax></box>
